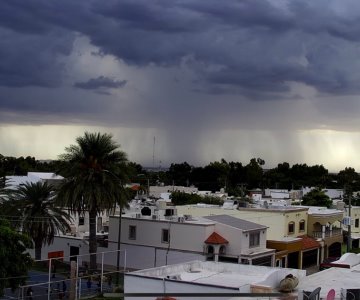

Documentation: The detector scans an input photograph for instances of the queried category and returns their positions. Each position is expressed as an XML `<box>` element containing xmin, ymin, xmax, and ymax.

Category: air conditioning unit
<box><xmin>135</xmin><ymin>213</ymin><xmax>141</xmax><ymax>219</ymax></box>
<box><xmin>178</xmin><ymin>217</ymin><xmax>185</xmax><ymax>223</ymax></box>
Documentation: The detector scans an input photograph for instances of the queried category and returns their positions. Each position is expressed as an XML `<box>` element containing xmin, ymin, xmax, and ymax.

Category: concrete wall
<box><xmin>125</xmin><ymin>274</ymin><xmax>237</xmax><ymax>300</ymax></box>
<box><xmin>107</xmin><ymin>242</ymin><xmax>206</xmax><ymax>270</ymax></box>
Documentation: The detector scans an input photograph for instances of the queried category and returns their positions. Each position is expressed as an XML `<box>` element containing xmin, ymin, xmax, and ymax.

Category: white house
<box><xmin>107</xmin><ymin>208</ymin><xmax>275</xmax><ymax>270</ymax></box>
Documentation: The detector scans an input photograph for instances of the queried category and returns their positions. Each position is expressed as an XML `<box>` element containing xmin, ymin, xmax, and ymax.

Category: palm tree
<box><xmin>1</xmin><ymin>181</ymin><xmax>71</xmax><ymax>260</ymax></box>
<box><xmin>56</xmin><ymin>132</ymin><xmax>129</xmax><ymax>271</ymax></box>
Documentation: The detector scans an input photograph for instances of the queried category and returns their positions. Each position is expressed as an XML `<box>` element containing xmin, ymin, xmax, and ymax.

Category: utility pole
<box><xmin>116</xmin><ymin>208</ymin><xmax>122</xmax><ymax>285</ymax></box>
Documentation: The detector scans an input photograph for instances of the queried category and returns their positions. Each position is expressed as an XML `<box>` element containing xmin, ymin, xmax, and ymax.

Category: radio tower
<box><xmin>152</xmin><ymin>136</ymin><xmax>155</xmax><ymax>170</ymax></box>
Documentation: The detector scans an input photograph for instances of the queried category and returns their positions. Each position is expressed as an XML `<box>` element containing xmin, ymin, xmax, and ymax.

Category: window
<box><xmin>356</xmin><ymin>219</ymin><xmax>359</xmax><ymax>228</ymax></box>
<box><xmin>129</xmin><ymin>225</ymin><xmax>136</xmax><ymax>240</ymax></box>
<box><xmin>299</xmin><ymin>220</ymin><xmax>306</xmax><ymax>232</ymax></box>
<box><xmin>288</xmin><ymin>222</ymin><xmax>295</xmax><ymax>234</ymax></box>
<box><xmin>249</xmin><ymin>232</ymin><xmax>260</xmax><ymax>247</ymax></box>
<box><xmin>219</xmin><ymin>246</ymin><xmax>226</xmax><ymax>255</ymax></box>
<box><xmin>164</xmin><ymin>209</ymin><xmax>174</xmax><ymax>217</ymax></box>
<box><xmin>162</xmin><ymin>229</ymin><xmax>170</xmax><ymax>243</ymax></box>
<box><xmin>78</xmin><ymin>216</ymin><xmax>85</xmax><ymax>226</ymax></box>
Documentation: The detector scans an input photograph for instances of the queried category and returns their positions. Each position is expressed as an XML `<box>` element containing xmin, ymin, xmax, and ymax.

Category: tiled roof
<box><xmin>205</xmin><ymin>232</ymin><xmax>229</xmax><ymax>244</ymax></box>
<box><xmin>298</xmin><ymin>235</ymin><xmax>320</xmax><ymax>250</ymax></box>
<box><xmin>130</xmin><ymin>184</ymin><xmax>141</xmax><ymax>191</ymax></box>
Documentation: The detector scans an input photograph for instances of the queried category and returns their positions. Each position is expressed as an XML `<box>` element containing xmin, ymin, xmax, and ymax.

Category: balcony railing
<box><xmin>312</xmin><ymin>228</ymin><xmax>342</xmax><ymax>238</ymax></box>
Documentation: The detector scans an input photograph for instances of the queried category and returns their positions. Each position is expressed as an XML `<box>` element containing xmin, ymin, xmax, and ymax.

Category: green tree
<box><xmin>2</xmin><ymin>182</ymin><xmax>71</xmax><ymax>260</ymax></box>
<box><xmin>245</xmin><ymin>158</ymin><xmax>264</xmax><ymax>189</ymax></box>
<box><xmin>0</xmin><ymin>219</ymin><xmax>33</xmax><ymax>296</ymax></box>
<box><xmin>171</xmin><ymin>191</ymin><xmax>222</xmax><ymax>206</ymax></box>
<box><xmin>167</xmin><ymin>162</ymin><xmax>193</xmax><ymax>186</ymax></box>
<box><xmin>56</xmin><ymin>132</ymin><xmax>130</xmax><ymax>271</ymax></box>
<box><xmin>301</xmin><ymin>188</ymin><xmax>332</xmax><ymax>208</ymax></box>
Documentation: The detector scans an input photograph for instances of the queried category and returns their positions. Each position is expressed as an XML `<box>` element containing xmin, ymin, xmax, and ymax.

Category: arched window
<box><xmin>206</xmin><ymin>245</ymin><xmax>215</xmax><ymax>261</ymax></box>
<box><xmin>276</xmin><ymin>259</ymin><xmax>281</xmax><ymax>267</ymax></box>
<box><xmin>299</xmin><ymin>220</ymin><xmax>306</xmax><ymax>232</ymax></box>
<box><xmin>207</xmin><ymin>245</ymin><xmax>214</xmax><ymax>254</ymax></box>
<box><xmin>219</xmin><ymin>245</ymin><xmax>226</xmax><ymax>255</ymax></box>
<box><xmin>288</xmin><ymin>222</ymin><xmax>295</xmax><ymax>234</ymax></box>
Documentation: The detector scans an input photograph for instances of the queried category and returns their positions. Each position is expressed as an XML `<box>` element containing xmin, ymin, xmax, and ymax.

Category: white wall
<box><xmin>107</xmin><ymin>242</ymin><xmax>205</xmax><ymax>270</ymax></box>
<box><xmin>110</xmin><ymin>216</ymin><xmax>215</xmax><ymax>253</ymax></box>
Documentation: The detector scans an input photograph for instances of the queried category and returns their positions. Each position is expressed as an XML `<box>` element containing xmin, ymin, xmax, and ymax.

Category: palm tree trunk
<box><xmin>89</xmin><ymin>208</ymin><xmax>98</xmax><ymax>272</ymax></box>
<box><xmin>35</xmin><ymin>244</ymin><xmax>42</xmax><ymax>261</ymax></box>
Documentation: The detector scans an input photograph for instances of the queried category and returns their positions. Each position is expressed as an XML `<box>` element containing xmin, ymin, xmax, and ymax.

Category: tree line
<box><xmin>2</xmin><ymin>154</ymin><xmax>360</xmax><ymax>197</ymax></box>
<box><xmin>163</xmin><ymin>160</ymin><xmax>360</xmax><ymax>196</ymax></box>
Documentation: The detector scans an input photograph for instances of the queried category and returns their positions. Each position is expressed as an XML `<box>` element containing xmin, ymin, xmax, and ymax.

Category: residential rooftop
<box><xmin>297</xmin><ymin>263</ymin><xmax>360</xmax><ymax>299</ymax></box>
<box><xmin>204</xmin><ymin>215</ymin><xmax>267</xmax><ymax>231</ymax></box>
<box><xmin>127</xmin><ymin>260</ymin><xmax>306</xmax><ymax>292</ymax></box>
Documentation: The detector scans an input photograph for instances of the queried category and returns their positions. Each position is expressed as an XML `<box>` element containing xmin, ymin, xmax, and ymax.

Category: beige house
<box><xmin>343</xmin><ymin>206</ymin><xmax>360</xmax><ymax>248</ymax></box>
<box><xmin>306</xmin><ymin>207</ymin><xmax>343</xmax><ymax>259</ymax></box>
<box><xmin>176</xmin><ymin>205</ymin><xmax>328</xmax><ymax>269</ymax></box>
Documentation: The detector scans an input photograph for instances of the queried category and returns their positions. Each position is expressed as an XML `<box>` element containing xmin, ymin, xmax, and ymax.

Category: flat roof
<box><xmin>128</xmin><ymin>260</ymin><xmax>305</xmax><ymax>290</ymax></box>
<box><xmin>297</xmin><ymin>264</ymin><xmax>360</xmax><ymax>298</ymax></box>
<box><xmin>204</xmin><ymin>215</ymin><xmax>267</xmax><ymax>231</ymax></box>
<box><xmin>120</xmin><ymin>214</ymin><xmax>215</xmax><ymax>226</ymax></box>
<box><xmin>238</xmin><ymin>206</ymin><xmax>309</xmax><ymax>213</ymax></box>
<box><xmin>28</xmin><ymin>172</ymin><xmax>64</xmax><ymax>180</ymax></box>
<box><xmin>296</xmin><ymin>206</ymin><xmax>343</xmax><ymax>215</ymax></box>
<box><xmin>177</xmin><ymin>204</ymin><xmax>308</xmax><ymax>213</ymax></box>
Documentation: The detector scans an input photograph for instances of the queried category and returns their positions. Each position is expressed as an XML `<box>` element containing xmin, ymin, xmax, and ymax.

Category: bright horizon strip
<box><xmin>1</xmin><ymin>125</ymin><xmax>360</xmax><ymax>172</ymax></box>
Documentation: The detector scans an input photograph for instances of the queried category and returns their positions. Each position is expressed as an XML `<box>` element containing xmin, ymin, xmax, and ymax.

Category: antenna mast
<box><xmin>152</xmin><ymin>136</ymin><xmax>155</xmax><ymax>169</ymax></box>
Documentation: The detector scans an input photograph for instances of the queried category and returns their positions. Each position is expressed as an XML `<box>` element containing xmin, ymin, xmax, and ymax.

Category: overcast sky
<box><xmin>1</xmin><ymin>0</ymin><xmax>360</xmax><ymax>171</ymax></box>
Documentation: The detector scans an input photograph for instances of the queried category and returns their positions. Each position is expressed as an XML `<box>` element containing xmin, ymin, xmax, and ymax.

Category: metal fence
<box><xmin>1</xmin><ymin>249</ymin><xmax>126</xmax><ymax>300</ymax></box>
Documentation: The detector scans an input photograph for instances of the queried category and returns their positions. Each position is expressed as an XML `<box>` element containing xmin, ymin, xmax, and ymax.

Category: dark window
<box><xmin>356</xmin><ymin>219</ymin><xmax>359</xmax><ymax>228</ymax></box>
<box><xmin>164</xmin><ymin>209</ymin><xmax>174</xmax><ymax>217</ymax></box>
<box><xmin>162</xmin><ymin>229</ymin><xmax>170</xmax><ymax>243</ymax></box>
<box><xmin>249</xmin><ymin>232</ymin><xmax>260</xmax><ymax>247</ymax></box>
<box><xmin>299</xmin><ymin>220</ymin><xmax>306</xmax><ymax>232</ymax></box>
<box><xmin>79</xmin><ymin>217</ymin><xmax>85</xmax><ymax>226</ymax></box>
<box><xmin>129</xmin><ymin>225</ymin><xmax>136</xmax><ymax>240</ymax></box>
<box><xmin>141</xmin><ymin>207</ymin><xmax>151</xmax><ymax>216</ymax></box>
<box><xmin>288</xmin><ymin>222</ymin><xmax>295</xmax><ymax>234</ymax></box>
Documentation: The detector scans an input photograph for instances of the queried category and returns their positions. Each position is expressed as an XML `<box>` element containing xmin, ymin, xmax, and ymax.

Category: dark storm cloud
<box><xmin>74</xmin><ymin>76</ymin><xmax>127</xmax><ymax>90</ymax></box>
<box><xmin>0</xmin><ymin>27</ymin><xmax>74</xmax><ymax>87</ymax></box>
<box><xmin>1</xmin><ymin>0</ymin><xmax>360</xmax><ymax>96</ymax></box>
